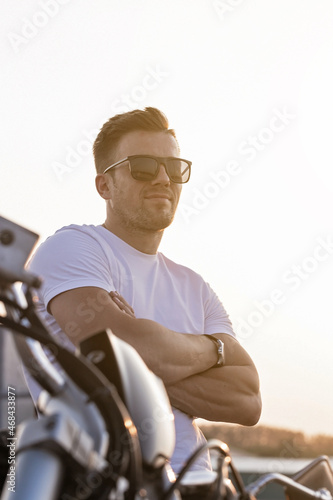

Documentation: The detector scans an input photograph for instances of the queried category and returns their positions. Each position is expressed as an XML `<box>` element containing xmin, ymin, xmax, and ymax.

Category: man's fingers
<box><xmin>109</xmin><ymin>291</ymin><xmax>135</xmax><ymax>317</ymax></box>
<box><xmin>110</xmin><ymin>291</ymin><xmax>135</xmax><ymax>312</ymax></box>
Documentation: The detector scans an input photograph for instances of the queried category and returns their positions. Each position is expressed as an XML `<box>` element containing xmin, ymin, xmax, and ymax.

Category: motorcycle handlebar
<box><xmin>247</xmin><ymin>472</ymin><xmax>332</xmax><ymax>500</ymax></box>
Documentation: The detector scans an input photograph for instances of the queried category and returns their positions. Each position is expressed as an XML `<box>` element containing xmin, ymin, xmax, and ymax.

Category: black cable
<box><xmin>0</xmin><ymin>294</ymin><xmax>27</xmax><ymax>314</ymax></box>
<box><xmin>0</xmin><ymin>289</ymin><xmax>54</xmax><ymax>339</ymax></box>
<box><xmin>22</xmin><ymin>288</ymin><xmax>54</xmax><ymax>334</ymax></box>
<box><xmin>163</xmin><ymin>439</ymin><xmax>230</xmax><ymax>500</ymax></box>
<box><xmin>0</xmin><ymin>314</ymin><xmax>54</xmax><ymax>346</ymax></box>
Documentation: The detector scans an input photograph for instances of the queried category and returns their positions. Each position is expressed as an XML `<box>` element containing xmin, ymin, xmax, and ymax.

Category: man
<box><xmin>28</xmin><ymin>107</ymin><xmax>261</xmax><ymax>474</ymax></box>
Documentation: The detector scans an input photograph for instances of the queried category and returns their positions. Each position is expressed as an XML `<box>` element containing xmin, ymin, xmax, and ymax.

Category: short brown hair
<box><xmin>93</xmin><ymin>107</ymin><xmax>178</xmax><ymax>174</ymax></box>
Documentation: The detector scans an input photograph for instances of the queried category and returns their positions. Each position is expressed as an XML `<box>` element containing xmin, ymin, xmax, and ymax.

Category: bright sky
<box><xmin>1</xmin><ymin>0</ymin><xmax>333</xmax><ymax>436</ymax></box>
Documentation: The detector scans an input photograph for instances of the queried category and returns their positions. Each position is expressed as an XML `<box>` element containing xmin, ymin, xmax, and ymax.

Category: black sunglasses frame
<box><xmin>102</xmin><ymin>155</ymin><xmax>192</xmax><ymax>184</ymax></box>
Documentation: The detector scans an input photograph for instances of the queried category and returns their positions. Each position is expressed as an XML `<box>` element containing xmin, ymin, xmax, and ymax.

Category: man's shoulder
<box><xmin>53</xmin><ymin>223</ymin><xmax>100</xmax><ymax>238</ymax></box>
<box><xmin>40</xmin><ymin>223</ymin><xmax>102</xmax><ymax>246</ymax></box>
<box><xmin>29</xmin><ymin>224</ymin><xmax>104</xmax><ymax>265</ymax></box>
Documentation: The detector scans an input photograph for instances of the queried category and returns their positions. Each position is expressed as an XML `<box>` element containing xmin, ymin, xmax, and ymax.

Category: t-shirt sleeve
<box><xmin>28</xmin><ymin>227</ymin><xmax>115</xmax><ymax>311</ymax></box>
<box><xmin>203</xmin><ymin>283</ymin><xmax>236</xmax><ymax>338</ymax></box>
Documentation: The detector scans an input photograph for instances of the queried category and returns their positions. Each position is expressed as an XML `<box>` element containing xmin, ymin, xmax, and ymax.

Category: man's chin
<box><xmin>149</xmin><ymin>217</ymin><xmax>174</xmax><ymax>231</ymax></box>
<box><xmin>143</xmin><ymin>211</ymin><xmax>175</xmax><ymax>232</ymax></box>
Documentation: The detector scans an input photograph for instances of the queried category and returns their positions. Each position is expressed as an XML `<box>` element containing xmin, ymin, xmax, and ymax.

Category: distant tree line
<box><xmin>199</xmin><ymin>423</ymin><xmax>333</xmax><ymax>458</ymax></box>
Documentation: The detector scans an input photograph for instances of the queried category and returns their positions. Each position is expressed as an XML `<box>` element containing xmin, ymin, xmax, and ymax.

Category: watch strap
<box><xmin>204</xmin><ymin>334</ymin><xmax>225</xmax><ymax>367</ymax></box>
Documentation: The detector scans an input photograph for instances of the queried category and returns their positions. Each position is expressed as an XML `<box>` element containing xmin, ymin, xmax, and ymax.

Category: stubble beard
<box><xmin>109</xmin><ymin>176</ymin><xmax>179</xmax><ymax>234</ymax></box>
<box><xmin>112</xmin><ymin>202</ymin><xmax>176</xmax><ymax>234</ymax></box>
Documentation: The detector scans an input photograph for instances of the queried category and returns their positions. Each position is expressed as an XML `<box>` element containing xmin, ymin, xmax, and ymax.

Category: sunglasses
<box><xmin>103</xmin><ymin>155</ymin><xmax>191</xmax><ymax>184</ymax></box>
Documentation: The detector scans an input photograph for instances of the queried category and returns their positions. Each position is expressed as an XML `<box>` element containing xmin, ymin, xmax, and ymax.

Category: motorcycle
<box><xmin>0</xmin><ymin>214</ymin><xmax>332</xmax><ymax>500</ymax></box>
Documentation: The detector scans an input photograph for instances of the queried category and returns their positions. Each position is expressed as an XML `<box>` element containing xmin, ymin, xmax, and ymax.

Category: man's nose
<box><xmin>152</xmin><ymin>163</ymin><xmax>170</xmax><ymax>184</ymax></box>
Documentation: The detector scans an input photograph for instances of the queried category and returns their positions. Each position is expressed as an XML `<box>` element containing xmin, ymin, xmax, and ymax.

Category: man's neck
<box><xmin>102</xmin><ymin>220</ymin><xmax>163</xmax><ymax>255</ymax></box>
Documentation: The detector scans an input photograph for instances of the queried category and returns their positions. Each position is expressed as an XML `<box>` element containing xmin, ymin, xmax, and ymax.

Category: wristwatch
<box><xmin>204</xmin><ymin>334</ymin><xmax>226</xmax><ymax>367</ymax></box>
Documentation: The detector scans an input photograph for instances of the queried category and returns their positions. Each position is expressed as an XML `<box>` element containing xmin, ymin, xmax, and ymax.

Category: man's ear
<box><xmin>95</xmin><ymin>174</ymin><xmax>113</xmax><ymax>200</ymax></box>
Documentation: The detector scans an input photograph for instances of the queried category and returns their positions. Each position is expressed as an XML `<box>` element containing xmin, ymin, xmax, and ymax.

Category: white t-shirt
<box><xmin>26</xmin><ymin>224</ymin><xmax>235</xmax><ymax>473</ymax></box>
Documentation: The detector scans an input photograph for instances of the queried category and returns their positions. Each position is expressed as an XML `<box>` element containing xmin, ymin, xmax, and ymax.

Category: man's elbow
<box><xmin>238</xmin><ymin>391</ymin><xmax>262</xmax><ymax>426</ymax></box>
<box><xmin>240</xmin><ymin>367</ymin><xmax>262</xmax><ymax>426</ymax></box>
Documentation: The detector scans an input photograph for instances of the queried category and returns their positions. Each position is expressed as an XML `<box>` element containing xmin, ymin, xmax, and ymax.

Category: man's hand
<box><xmin>109</xmin><ymin>291</ymin><xmax>136</xmax><ymax>318</ymax></box>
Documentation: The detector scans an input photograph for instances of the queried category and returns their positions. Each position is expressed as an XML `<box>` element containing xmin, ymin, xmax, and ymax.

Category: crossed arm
<box><xmin>49</xmin><ymin>286</ymin><xmax>261</xmax><ymax>426</ymax></box>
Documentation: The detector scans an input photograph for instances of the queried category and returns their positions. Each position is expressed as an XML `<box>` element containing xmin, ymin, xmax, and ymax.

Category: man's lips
<box><xmin>144</xmin><ymin>192</ymin><xmax>172</xmax><ymax>200</ymax></box>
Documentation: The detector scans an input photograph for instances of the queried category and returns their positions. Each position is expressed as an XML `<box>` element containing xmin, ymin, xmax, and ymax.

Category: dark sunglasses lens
<box><xmin>129</xmin><ymin>157</ymin><xmax>191</xmax><ymax>183</ymax></box>
<box><xmin>130</xmin><ymin>157</ymin><xmax>157</xmax><ymax>181</ymax></box>
<box><xmin>167</xmin><ymin>160</ymin><xmax>191</xmax><ymax>183</ymax></box>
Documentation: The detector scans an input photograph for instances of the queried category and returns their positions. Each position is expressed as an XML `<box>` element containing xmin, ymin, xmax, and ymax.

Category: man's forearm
<box><xmin>51</xmin><ymin>288</ymin><xmax>261</xmax><ymax>413</ymax></box>
<box><xmin>104</xmin><ymin>315</ymin><xmax>220</xmax><ymax>385</ymax></box>
<box><xmin>113</xmin><ymin>318</ymin><xmax>262</xmax><ymax>425</ymax></box>
<box><xmin>166</xmin><ymin>364</ymin><xmax>262</xmax><ymax>425</ymax></box>
<box><xmin>51</xmin><ymin>287</ymin><xmax>219</xmax><ymax>385</ymax></box>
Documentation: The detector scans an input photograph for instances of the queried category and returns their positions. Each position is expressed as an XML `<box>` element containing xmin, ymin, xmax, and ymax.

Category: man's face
<box><xmin>104</xmin><ymin>130</ymin><xmax>182</xmax><ymax>233</ymax></box>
